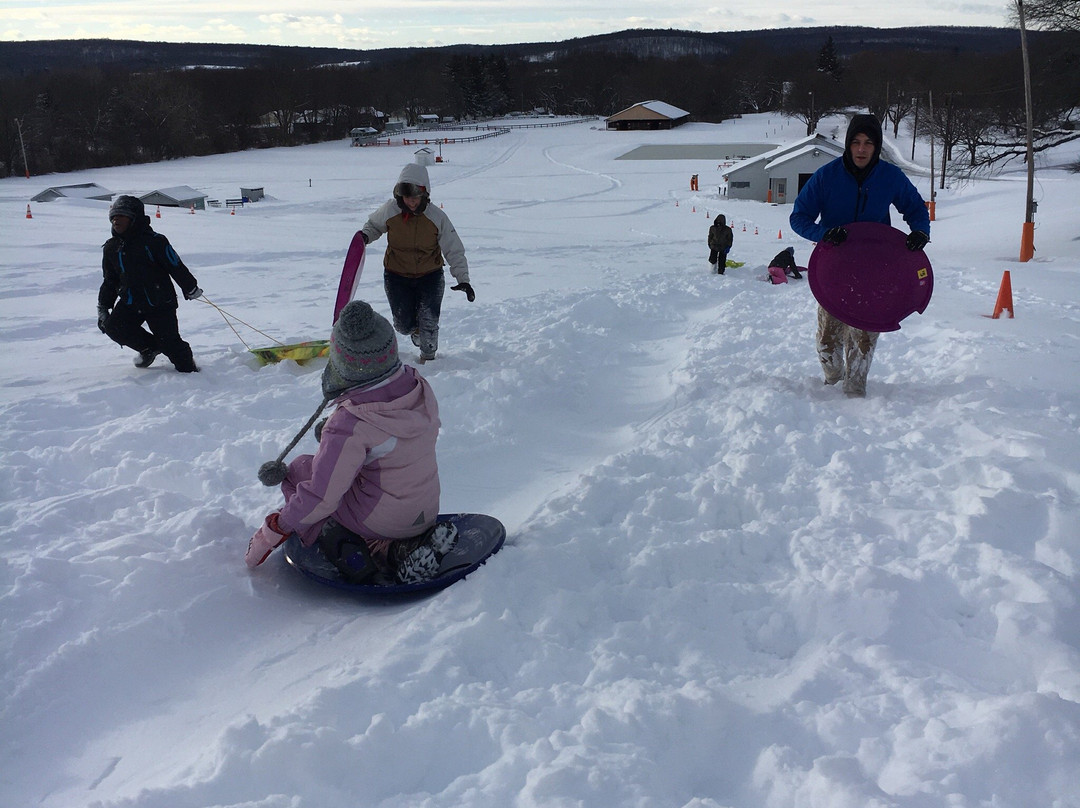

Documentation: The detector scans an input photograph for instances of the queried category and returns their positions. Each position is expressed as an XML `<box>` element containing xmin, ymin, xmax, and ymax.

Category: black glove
<box><xmin>823</xmin><ymin>227</ymin><xmax>848</xmax><ymax>246</ymax></box>
<box><xmin>360</xmin><ymin>232</ymin><xmax>369</xmax><ymax>244</ymax></box>
<box><xmin>906</xmin><ymin>231</ymin><xmax>929</xmax><ymax>251</ymax></box>
<box><xmin>184</xmin><ymin>286</ymin><xmax>204</xmax><ymax>300</ymax></box>
<box><xmin>97</xmin><ymin>305</ymin><xmax>110</xmax><ymax>333</ymax></box>
<box><xmin>452</xmin><ymin>282</ymin><xmax>475</xmax><ymax>302</ymax></box>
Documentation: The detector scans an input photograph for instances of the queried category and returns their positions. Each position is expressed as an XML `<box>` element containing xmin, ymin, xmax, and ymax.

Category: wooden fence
<box><xmin>352</xmin><ymin>117</ymin><xmax>597</xmax><ymax>147</ymax></box>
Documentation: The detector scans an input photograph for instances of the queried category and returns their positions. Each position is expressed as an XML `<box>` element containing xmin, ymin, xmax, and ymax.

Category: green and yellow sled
<box><xmin>250</xmin><ymin>340</ymin><xmax>330</xmax><ymax>366</ymax></box>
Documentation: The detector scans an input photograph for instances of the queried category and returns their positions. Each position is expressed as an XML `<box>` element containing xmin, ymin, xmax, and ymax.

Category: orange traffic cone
<box><xmin>230</xmin><ymin>207</ymin><xmax>235</xmax><ymax>215</ymax></box>
<box><xmin>991</xmin><ymin>271</ymin><xmax>1014</xmax><ymax>319</ymax></box>
<box><xmin>777</xmin><ymin>229</ymin><xmax>783</xmax><ymax>239</ymax></box>
<box><xmin>155</xmin><ymin>205</ymin><xmax>161</xmax><ymax>218</ymax></box>
<box><xmin>742</xmin><ymin>223</ymin><xmax>746</xmax><ymax>232</ymax></box>
<box><xmin>754</xmin><ymin>226</ymin><xmax>759</xmax><ymax>235</ymax></box>
<box><xmin>692</xmin><ymin>206</ymin><xmax>696</xmax><ymax>213</ymax></box>
<box><xmin>189</xmin><ymin>205</ymin><xmax>195</xmax><ymax>214</ymax></box>
<box><xmin>25</xmin><ymin>204</ymin><xmax>32</xmax><ymax>219</ymax></box>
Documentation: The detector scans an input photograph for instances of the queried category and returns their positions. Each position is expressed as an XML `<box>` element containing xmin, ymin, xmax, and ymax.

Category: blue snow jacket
<box><xmin>789</xmin><ymin>156</ymin><xmax>930</xmax><ymax>244</ymax></box>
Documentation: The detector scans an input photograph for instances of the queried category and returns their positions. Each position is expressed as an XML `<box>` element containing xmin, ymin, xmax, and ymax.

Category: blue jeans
<box><xmin>384</xmin><ymin>270</ymin><xmax>444</xmax><ymax>357</ymax></box>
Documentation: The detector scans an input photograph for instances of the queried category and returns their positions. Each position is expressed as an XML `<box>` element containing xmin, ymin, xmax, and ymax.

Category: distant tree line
<box><xmin>2</xmin><ymin>24</ymin><xmax>1078</xmax><ymax>178</ymax></box>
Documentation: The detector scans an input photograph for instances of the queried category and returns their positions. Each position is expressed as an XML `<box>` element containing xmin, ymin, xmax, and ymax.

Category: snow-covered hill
<box><xmin>2</xmin><ymin>113</ymin><xmax>1079</xmax><ymax>808</ymax></box>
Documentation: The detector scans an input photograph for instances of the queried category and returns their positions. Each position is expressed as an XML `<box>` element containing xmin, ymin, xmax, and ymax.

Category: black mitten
<box><xmin>452</xmin><ymin>282</ymin><xmax>475</xmax><ymax>302</ymax></box>
<box><xmin>823</xmin><ymin>227</ymin><xmax>848</xmax><ymax>245</ymax></box>
<box><xmin>906</xmin><ymin>231</ymin><xmax>929</xmax><ymax>251</ymax></box>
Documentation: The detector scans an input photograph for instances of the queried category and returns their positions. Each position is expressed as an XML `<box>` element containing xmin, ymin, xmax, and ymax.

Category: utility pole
<box><xmin>1017</xmin><ymin>0</ymin><xmax>1036</xmax><ymax>261</ymax></box>
<box><xmin>927</xmin><ymin>91</ymin><xmax>936</xmax><ymax>219</ymax></box>
<box><xmin>911</xmin><ymin>96</ymin><xmax>919</xmax><ymax>161</ymax></box>
<box><xmin>15</xmin><ymin>118</ymin><xmax>30</xmax><ymax>178</ymax></box>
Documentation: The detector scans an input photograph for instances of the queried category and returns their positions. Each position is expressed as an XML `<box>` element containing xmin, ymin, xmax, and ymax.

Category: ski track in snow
<box><xmin>2</xmin><ymin>115</ymin><xmax>1080</xmax><ymax>808</ymax></box>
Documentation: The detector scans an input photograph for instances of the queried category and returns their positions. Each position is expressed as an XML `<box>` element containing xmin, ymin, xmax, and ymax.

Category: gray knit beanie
<box><xmin>108</xmin><ymin>195</ymin><xmax>145</xmax><ymax>221</ymax></box>
<box><xmin>258</xmin><ymin>301</ymin><xmax>402</xmax><ymax>487</ymax></box>
<box><xmin>321</xmin><ymin>300</ymin><xmax>401</xmax><ymax>398</ymax></box>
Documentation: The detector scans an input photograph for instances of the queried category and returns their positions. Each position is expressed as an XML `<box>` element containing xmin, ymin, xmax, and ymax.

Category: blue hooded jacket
<box><xmin>789</xmin><ymin>114</ymin><xmax>930</xmax><ymax>244</ymax></box>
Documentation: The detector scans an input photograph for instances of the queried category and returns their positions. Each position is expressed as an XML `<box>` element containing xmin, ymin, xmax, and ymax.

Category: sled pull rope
<box><xmin>197</xmin><ymin>296</ymin><xmax>285</xmax><ymax>349</ymax></box>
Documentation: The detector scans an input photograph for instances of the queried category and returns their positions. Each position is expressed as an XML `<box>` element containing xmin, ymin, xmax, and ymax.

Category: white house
<box><xmin>723</xmin><ymin>133</ymin><xmax>843</xmax><ymax>204</ymax></box>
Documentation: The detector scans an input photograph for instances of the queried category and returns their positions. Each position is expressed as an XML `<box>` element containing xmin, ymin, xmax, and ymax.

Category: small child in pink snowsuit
<box><xmin>246</xmin><ymin>300</ymin><xmax>456</xmax><ymax>583</ymax></box>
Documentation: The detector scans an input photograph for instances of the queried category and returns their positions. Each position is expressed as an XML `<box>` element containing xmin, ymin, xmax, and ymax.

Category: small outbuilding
<box><xmin>240</xmin><ymin>187</ymin><xmax>264</xmax><ymax>202</ymax></box>
<box><xmin>139</xmin><ymin>186</ymin><xmax>208</xmax><ymax>211</ymax></box>
<box><xmin>722</xmin><ymin>134</ymin><xmax>843</xmax><ymax>204</ymax></box>
<box><xmin>350</xmin><ymin>127</ymin><xmax>380</xmax><ymax>146</ymax></box>
<box><xmin>31</xmin><ymin>183</ymin><xmax>113</xmax><ymax>202</ymax></box>
<box><xmin>606</xmin><ymin>101</ymin><xmax>691</xmax><ymax>131</ymax></box>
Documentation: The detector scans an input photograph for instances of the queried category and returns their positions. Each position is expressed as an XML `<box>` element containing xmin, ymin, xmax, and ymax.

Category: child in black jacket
<box><xmin>707</xmin><ymin>214</ymin><xmax>734</xmax><ymax>274</ymax></box>
<box><xmin>97</xmin><ymin>196</ymin><xmax>203</xmax><ymax>372</ymax></box>
<box><xmin>769</xmin><ymin>247</ymin><xmax>802</xmax><ymax>279</ymax></box>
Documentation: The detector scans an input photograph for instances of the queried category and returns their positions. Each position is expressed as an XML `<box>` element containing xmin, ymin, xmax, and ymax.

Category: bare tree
<box><xmin>783</xmin><ymin>75</ymin><xmax>845</xmax><ymax>135</ymax></box>
<box><xmin>1009</xmin><ymin>0</ymin><xmax>1080</xmax><ymax>30</ymax></box>
<box><xmin>885</xmin><ymin>90</ymin><xmax>917</xmax><ymax>138</ymax></box>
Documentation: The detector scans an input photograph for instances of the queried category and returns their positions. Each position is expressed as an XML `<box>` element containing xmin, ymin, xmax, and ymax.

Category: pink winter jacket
<box><xmin>276</xmin><ymin>366</ymin><xmax>440</xmax><ymax>555</ymax></box>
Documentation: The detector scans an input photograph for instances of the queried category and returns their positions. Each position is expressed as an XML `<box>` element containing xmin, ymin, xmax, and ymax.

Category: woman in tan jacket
<box><xmin>360</xmin><ymin>163</ymin><xmax>473</xmax><ymax>362</ymax></box>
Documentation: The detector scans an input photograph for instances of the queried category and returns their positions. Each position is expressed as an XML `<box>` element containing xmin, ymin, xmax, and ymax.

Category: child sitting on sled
<box><xmin>246</xmin><ymin>300</ymin><xmax>456</xmax><ymax>583</ymax></box>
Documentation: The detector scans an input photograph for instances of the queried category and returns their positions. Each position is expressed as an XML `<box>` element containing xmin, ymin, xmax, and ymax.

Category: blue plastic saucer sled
<box><xmin>283</xmin><ymin>513</ymin><xmax>505</xmax><ymax>596</ymax></box>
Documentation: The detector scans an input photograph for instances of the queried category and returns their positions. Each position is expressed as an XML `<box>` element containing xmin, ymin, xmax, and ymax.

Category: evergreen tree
<box><xmin>817</xmin><ymin>36</ymin><xmax>843</xmax><ymax>81</ymax></box>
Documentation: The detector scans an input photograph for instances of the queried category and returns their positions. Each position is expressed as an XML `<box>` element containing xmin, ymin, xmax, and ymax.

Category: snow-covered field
<box><xmin>2</xmin><ymin>112</ymin><xmax>1079</xmax><ymax>808</ymax></box>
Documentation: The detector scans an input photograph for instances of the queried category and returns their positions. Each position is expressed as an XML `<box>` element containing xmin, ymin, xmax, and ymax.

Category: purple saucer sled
<box><xmin>807</xmin><ymin>221</ymin><xmax>933</xmax><ymax>332</ymax></box>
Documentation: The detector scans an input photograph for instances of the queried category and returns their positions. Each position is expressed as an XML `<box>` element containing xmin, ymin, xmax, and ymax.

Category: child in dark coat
<box><xmin>707</xmin><ymin>214</ymin><xmax>734</xmax><ymax>274</ymax></box>
<box><xmin>97</xmin><ymin>195</ymin><xmax>203</xmax><ymax>372</ymax></box>
<box><xmin>768</xmin><ymin>247</ymin><xmax>802</xmax><ymax>280</ymax></box>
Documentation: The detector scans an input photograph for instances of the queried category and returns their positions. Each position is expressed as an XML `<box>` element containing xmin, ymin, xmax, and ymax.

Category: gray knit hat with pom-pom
<box><xmin>321</xmin><ymin>300</ymin><xmax>401</xmax><ymax>399</ymax></box>
<box><xmin>257</xmin><ymin>301</ymin><xmax>402</xmax><ymax>487</ymax></box>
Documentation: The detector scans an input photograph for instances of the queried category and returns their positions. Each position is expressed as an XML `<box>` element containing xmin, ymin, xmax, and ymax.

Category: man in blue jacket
<box><xmin>790</xmin><ymin>114</ymin><xmax>930</xmax><ymax>397</ymax></box>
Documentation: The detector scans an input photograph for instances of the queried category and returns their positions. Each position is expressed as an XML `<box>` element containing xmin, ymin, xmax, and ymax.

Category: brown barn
<box><xmin>606</xmin><ymin>101</ymin><xmax>691</xmax><ymax>131</ymax></box>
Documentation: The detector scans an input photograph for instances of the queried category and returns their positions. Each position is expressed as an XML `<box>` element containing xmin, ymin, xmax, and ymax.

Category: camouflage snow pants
<box><xmin>816</xmin><ymin>305</ymin><xmax>879</xmax><ymax>397</ymax></box>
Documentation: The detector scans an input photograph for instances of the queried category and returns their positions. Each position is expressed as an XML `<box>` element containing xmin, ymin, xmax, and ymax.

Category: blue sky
<box><xmin>1</xmin><ymin>1</ymin><xmax>1012</xmax><ymax>49</ymax></box>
